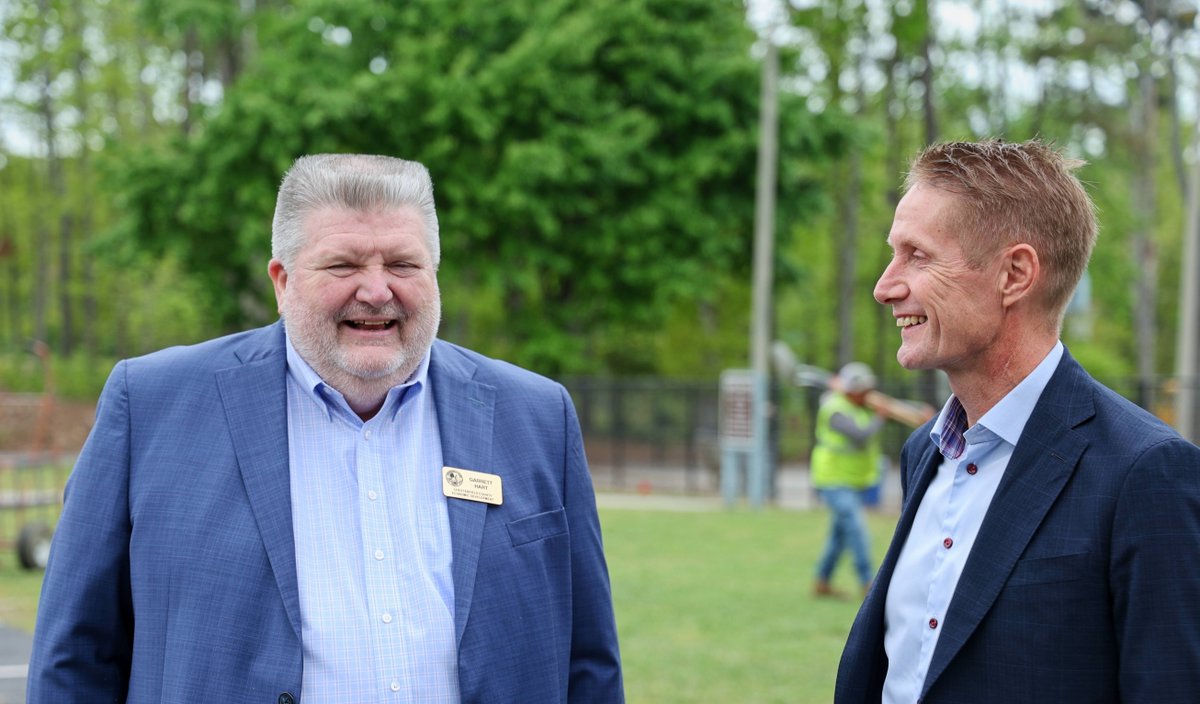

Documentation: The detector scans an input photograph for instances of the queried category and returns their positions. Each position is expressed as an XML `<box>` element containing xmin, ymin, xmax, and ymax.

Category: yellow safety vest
<box><xmin>810</xmin><ymin>392</ymin><xmax>881</xmax><ymax>489</ymax></box>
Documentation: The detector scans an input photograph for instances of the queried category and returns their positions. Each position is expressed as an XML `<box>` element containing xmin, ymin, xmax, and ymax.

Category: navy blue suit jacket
<box><xmin>28</xmin><ymin>323</ymin><xmax>623</xmax><ymax>703</ymax></box>
<box><xmin>836</xmin><ymin>349</ymin><xmax>1200</xmax><ymax>703</ymax></box>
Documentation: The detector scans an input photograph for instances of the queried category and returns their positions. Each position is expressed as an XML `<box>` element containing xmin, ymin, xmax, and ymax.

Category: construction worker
<box><xmin>811</xmin><ymin>362</ymin><xmax>883</xmax><ymax>597</ymax></box>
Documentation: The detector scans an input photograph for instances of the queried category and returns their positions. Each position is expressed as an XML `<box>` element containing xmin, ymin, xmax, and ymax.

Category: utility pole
<box><xmin>748</xmin><ymin>36</ymin><xmax>779</xmax><ymax>508</ymax></box>
<box><xmin>1174</xmin><ymin>119</ymin><xmax>1200</xmax><ymax>442</ymax></box>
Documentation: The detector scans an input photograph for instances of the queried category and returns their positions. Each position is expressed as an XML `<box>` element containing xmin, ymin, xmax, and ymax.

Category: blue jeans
<box><xmin>816</xmin><ymin>487</ymin><xmax>872</xmax><ymax>586</ymax></box>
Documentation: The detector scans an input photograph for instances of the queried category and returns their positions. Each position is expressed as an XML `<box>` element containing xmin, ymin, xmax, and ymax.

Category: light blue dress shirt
<box><xmin>285</xmin><ymin>335</ymin><xmax>459</xmax><ymax>703</ymax></box>
<box><xmin>882</xmin><ymin>342</ymin><xmax>1064</xmax><ymax>704</ymax></box>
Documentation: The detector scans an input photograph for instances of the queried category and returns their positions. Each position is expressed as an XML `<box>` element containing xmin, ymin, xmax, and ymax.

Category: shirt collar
<box><xmin>930</xmin><ymin>341</ymin><xmax>1064</xmax><ymax>457</ymax></box>
<box><xmin>284</xmin><ymin>329</ymin><xmax>432</xmax><ymax>423</ymax></box>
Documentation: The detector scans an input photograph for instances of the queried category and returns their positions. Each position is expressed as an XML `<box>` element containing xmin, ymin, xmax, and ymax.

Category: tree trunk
<box><xmin>71</xmin><ymin>0</ymin><xmax>96</xmax><ymax>356</ymax></box>
<box><xmin>56</xmin><ymin>209</ymin><xmax>74</xmax><ymax>355</ymax></box>
<box><xmin>3</xmin><ymin>233</ymin><xmax>17</xmax><ymax>351</ymax></box>
<box><xmin>918</xmin><ymin>0</ymin><xmax>941</xmax><ymax>407</ymax></box>
<box><xmin>1131</xmin><ymin>2</ymin><xmax>1160</xmax><ymax>410</ymax></box>
<box><xmin>875</xmin><ymin>42</ymin><xmax>904</xmax><ymax>378</ymax></box>
<box><xmin>33</xmin><ymin>0</ymin><xmax>56</xmax><ymax>347</ymax></box>
<box><xmin>920</xmin><ymin>44</ymin><xmax>938</xmax><ymax>145</ymax></box>
<box><xmin>181</xmin><ymin>26</ymin><xmax>200</xmax><ymax>136</ymax></box>
<box><xmin>136</xmin><ymin>35</ymin><xmax>156</xmax><ymax>133</ymax></box>
<box><xmin>44</xmin><ymin>7</ymin><xmax>73</xmax><ymax>355</ymax></box>
<box><xmin>1166</xmin><ymin>47</ymin><xmax>1187</xmax><ymax>199</ymax></box>
<box><xmin>836</xmin><ymin>105</ymin><xmax>863</xmax><ymax>369</ymax></box>
<box><xmin>0</xmin><ymin>161</ymin><xmax>15</xmax><ymax>351</ymax></box>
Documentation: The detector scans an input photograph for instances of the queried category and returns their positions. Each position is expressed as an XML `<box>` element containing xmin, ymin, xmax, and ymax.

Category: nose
<box><xmin>874</xmin><ymin>259</ymin><xmax>905</xmax><ymax>305</ymax></box>
<box><xmin>355</xmin><ymin>267</ymin><xmax>394</xmax><ymax>308</ymax></box>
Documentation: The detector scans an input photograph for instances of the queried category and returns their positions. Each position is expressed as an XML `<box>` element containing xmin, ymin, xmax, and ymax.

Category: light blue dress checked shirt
<box><xmin>285</xmin><ymin>334</ymin><xmax>460</xmax><ymax>703</ymax></box>
<box><xmin>882</xmin><ymin>342</ymin><xmax>1064</xmax><ymax>704</ymax></box>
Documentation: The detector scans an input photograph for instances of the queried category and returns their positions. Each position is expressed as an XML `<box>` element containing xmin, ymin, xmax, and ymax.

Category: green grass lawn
<box><xmin>0</xmin><ymin>498</ymin><xmax>897</xmax><ymax>702</ymax></box>
<box><xmin>0</xmin><ymin>460</ymin><xmax>68</xmax><ymax>633</ymax></box>
<box><xmin>0</xmin><ymin>549</ymin><xmax>43</xmax><ymax>633</ymax></box>
<box><xmin>602</xmin><ymin>505</ymin><xmax>897</xmax><ymax>704</ymax></box>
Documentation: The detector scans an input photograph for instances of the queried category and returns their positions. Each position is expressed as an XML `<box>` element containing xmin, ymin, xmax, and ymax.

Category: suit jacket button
<box><xmin>278</xmin><ymin>693</ymin><xmax>295</xmax><ymax>704</ymax></box>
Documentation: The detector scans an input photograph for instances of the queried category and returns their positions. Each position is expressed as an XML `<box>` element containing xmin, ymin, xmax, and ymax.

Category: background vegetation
<box><xmin>4</xmin><ymin>3</ymin><xmax>1198</xmax><ymax>698</ymax></box>
<box><xmin>0</xmin><ymin>0</ymin><xmax>1198</xmax><ymax>400</ymax></box>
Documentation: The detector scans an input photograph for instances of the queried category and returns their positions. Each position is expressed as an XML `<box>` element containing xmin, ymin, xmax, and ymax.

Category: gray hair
<box><xmin>271</xmin><ymin>154</ymin><xmax>440</xmax><ymax>269</ymax></box>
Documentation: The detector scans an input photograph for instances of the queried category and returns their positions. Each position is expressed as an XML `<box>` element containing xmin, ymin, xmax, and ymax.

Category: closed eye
<box><xmin>325</xmin><ymin>264</ymin><xmax>357</xmax><ymax>276</ymax></box>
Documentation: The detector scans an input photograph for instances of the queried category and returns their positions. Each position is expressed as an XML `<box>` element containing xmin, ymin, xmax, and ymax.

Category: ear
<box><xmin>268</xmin><ymin>259</ymin><xmax>288</xmax><ymax>315</ymax></box>
<box><xmin>998</xmin><ymin>243</ymin><xmax>1039</xmax><ymax>308</ymax></box>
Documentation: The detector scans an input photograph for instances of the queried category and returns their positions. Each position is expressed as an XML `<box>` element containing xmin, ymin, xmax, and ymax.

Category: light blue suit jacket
<box><xmin>835</xmin><ymin>349</ymin><xmax>1200</xmax><ymax>703</ymax></box>
<box><xmin>28</xmin><ymin>323</ymin><xmax>623</xmax><ymax>703</ymax></box>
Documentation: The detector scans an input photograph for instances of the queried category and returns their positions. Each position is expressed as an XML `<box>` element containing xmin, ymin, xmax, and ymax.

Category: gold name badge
<box><xmin>442</xmin><ymin>467</ymin><xmax>503</xmax><ymax>506</ymax></box>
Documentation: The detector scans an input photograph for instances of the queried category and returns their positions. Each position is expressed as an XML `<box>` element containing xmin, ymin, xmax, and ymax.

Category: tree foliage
<box><xmin>2</xmin><ymin>0</ymin><xmax>1200</xmax><ymax>397</ymax></box>
<box><xmin>103</xmin><ymin>0</ymin><xmax>838</xmax><ymax>374</ymax></box>
<box><xmin>769</xmin><ymin>0</ymin><xmax>1200</xmax><ymax>410</ymax></box>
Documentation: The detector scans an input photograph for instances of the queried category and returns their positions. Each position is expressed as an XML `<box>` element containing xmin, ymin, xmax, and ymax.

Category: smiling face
<box><xmin>873</xmin><ymin>184</ymin><xmax>1007</xmax><ymax>378</ymax></box>
<box><xmin>269</xmin><ymin>206</ymin><xmax>441</xmax><ymax>396</ymax></box>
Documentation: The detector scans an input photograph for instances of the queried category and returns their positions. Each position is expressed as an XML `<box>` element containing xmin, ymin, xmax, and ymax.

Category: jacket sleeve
<box><xmin>28</xmin><ymin>361</ymin><xmax>135</xmax><ymax>702</ymax></box>
<box><xmin>560</xmin><ymin>386</ymin><xmax>625</xmax><ymax>702</ymax></box>
<box><xmin>1111</xmin><ymin>436</ymin><xmax>1200</xmax><ymax>702</ymax></box>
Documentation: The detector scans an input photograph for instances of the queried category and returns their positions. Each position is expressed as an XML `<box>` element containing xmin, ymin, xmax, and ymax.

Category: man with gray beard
<box><xmin>28</xmin><ymin>154</ymin><xmax>624</xmax><ymax>704</ymax></box>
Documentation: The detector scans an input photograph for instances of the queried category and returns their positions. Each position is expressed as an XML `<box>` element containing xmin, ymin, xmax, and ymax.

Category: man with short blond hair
<box><xmin>836</xmin><ymin>139</ymin><xmax>1200</xmax><ymax>703</ymax></box>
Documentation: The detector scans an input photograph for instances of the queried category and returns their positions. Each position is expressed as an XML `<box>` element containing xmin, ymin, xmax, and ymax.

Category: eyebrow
<box><xmin>312</xmin><ymin>244</ymin><xmax>424</xmax><ymax>261</ymax></box>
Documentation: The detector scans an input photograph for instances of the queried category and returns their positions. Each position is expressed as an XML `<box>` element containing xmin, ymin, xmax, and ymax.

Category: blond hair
<box><xmin>906</xmin><ymin>139</ymin><xmax>1097</xmax><ymax>321</ymax></box>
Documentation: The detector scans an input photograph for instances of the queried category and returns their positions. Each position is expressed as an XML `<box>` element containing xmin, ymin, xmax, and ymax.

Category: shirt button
<box><xmin>943</xmin><ymin>537</ymin><xmax>953</xmax><ymax>549</ymax></box>
<box><xmin>368</xmin><ymin>490</ymin><xmax>378</xmax><ymax>501</ymax></box>
<box><xmin>364</xmin><ymin>430</ymin><xmax>372</xmax><ymax>440</ymax></box>
<box><xmin>929</xmin><ymin>617</ymin><xmax>939</xmax><ymax>629</ymax></box>
<box><xmin>390</xmin><ymin>682</ymin><xmax>400</xmax><ymax>692</ymax></box>
<box><xmin>966</xmin><ymin>463</ymin><xmax>978</xmax><ymax>475</ymax></box>
<box><xmin>382</xmin><ymin>612</ymin><xmax>393</xmax><ymax>623</ymax></box>
<box><xmin>374</xmin><ymin>549</ymin><xmax>384</xmax><ymax>560</ymax></box>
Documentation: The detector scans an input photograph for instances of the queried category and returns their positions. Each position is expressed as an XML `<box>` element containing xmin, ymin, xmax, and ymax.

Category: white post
<box><xmin>749</xmin><ymin>37</ymin><xmax>779</xmax><ymax>507</ymax></box>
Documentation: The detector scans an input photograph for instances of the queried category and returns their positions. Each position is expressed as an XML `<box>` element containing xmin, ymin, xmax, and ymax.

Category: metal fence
<box><xmin>562</xmin><ymin>374</ymin><xmax>1200</xmax><ymax>495</ymax></box>
<box><xmin>0</xmin><ymin>375</ymin><xmax>1195</xmax><ymax>563</ymax></box>
<box><xmin>564</xmin><ymin>378</ymin><xmax>722</xmax><ymax>493</ymax></box>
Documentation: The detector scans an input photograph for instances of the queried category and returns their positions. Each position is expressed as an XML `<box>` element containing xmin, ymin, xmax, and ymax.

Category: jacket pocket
<box><xmin>506</xmin><ymin>507</ymin><xmax>568</xmax><ymax>547</ymax></box>
<box><xmin>1007</xmin><ymin>551</ymin><xmax>1089</xmax><ymax>586</ymax></box>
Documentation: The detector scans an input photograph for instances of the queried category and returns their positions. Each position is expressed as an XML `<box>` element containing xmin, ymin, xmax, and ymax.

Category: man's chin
<box><xmin>338</xmin><ymin>355</ymin><xmax>408</xmax><ymax>381</ymax></box>
<box><xmin>895</xmin><ymin>348</ymin><xmax>931</xmax><ymax>371</ymax></box>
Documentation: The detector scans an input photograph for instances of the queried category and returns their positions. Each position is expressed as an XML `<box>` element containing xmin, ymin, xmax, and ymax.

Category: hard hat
<box><xmin>838</xmin><ymin>362</ymin><xmax>876</xmax><ymax>393</ymax></box>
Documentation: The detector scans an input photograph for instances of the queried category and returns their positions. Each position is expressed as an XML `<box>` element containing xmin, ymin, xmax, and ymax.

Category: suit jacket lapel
<box><xmin>214</xmin><ymin>323</ymin><xmax>302</xmax><ymax>640</ymax></box>
<box><xmin>877</xmin><ymin>439</ymin><xmax>941</xmax><ymax>600</ymax></box>
<box><xmin>921</xmin><ymin>353</ymin><xmax>1094</xmax><ymax>697</ymax></box>
<box><xmin>850</xmin><ymin>439</ymin><xmax>941</xmax><ymax>694</ymax></box>
<box><xmin>428</xmin><ymin>341</ymin><xmax>497</xmax><ymax>647</ymax></box>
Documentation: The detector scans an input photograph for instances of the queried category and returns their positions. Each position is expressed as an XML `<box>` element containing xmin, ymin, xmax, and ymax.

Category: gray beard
<box><xmin>281</xmin><ymin>293</ymin><xmax>441</xmax><ymax>399</ymax></box>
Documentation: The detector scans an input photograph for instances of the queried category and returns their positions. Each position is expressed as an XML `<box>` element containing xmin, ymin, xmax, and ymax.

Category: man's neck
<box><xmin>344</xmin><ymin>389</ymin><xmax>388</xmax><ymax>421</ymax></box>
<box><xmin>948</xmin><ymin>334</ymin><xmax>1057</xmax><ymax>427</ymax></box>
<box><xmin>328</xmin><ymin>372</ymin><xmax>413</xmax><ymax>421</ymax></box>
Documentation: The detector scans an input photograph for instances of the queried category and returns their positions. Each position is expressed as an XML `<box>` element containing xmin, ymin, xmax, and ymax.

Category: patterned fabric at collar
<box><xmin>933</xmin><ymin>396</ymin><xmax>968</xmax><ymax>460</ymax></box>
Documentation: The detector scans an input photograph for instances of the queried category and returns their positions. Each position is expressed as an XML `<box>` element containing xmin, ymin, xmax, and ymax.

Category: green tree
<box><xmin>108</xmin><ymin>0</ymin><xmax>840</xmax><ymax>375</ymax></box>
